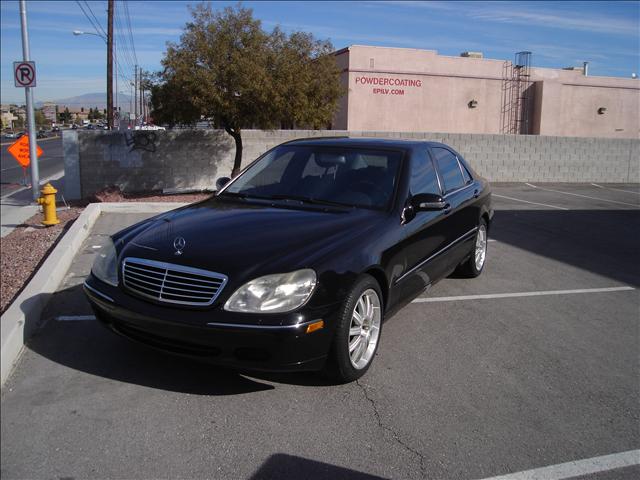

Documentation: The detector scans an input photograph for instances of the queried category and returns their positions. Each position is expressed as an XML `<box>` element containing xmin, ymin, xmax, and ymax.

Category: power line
<box><xmin>75</xmin><ymin>0</ymin><xmax>106</xmax><ymax>41</ymax></box>
<box><xmin>114</xmin><ymin>4</ymin><xmax>135</xmax><ymax>72</ymax></box>
<box><xmin>82</xmin><ymin>0</ymin><xmax>107</xmax><ymax>39</ymax></box>
<box><xmin>123</xmin><ymin>0</ymin><xmax>138</xmax><ymax>65</ymax></box>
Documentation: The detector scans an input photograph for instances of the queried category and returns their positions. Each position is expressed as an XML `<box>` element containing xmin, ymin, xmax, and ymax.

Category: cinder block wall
<box><xmin>65</xmin><ymin>129</ymin><xmax>639</xmax><ymax>199</ymax></box>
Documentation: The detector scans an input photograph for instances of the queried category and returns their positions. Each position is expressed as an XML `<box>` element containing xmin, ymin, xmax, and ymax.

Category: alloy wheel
<box><xmin>475</xmin><ymin>224</ymin><xmax>487</xmax><ymax>271</ymax></box>
<box><xmin>348</xmin><ymin>288</ymin><xmax>381</xmax><ymax>369</ymax></box>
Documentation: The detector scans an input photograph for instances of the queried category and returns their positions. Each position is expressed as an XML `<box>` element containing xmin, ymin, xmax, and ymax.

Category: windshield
<box><xmin>222</xmin><ymin>145</ymin><xmax>403</xmax><ymax>210</ymax></box>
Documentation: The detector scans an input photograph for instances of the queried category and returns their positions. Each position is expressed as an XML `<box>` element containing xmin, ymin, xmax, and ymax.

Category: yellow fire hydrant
<box><xmin>37</xmin><ymin>183</ymin><xmax>60</xmax><ymax>226</ymax></box>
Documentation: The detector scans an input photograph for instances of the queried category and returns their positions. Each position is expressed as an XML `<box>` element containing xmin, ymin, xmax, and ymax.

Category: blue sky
<box><xmin>1</xmin><ymin>0</ymin><xmax>638</xmax><ymax>104</ymax></box>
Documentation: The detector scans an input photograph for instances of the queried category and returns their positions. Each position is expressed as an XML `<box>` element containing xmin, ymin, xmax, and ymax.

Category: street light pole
<box><xmin>107</xmin><ymin>0</ymin><xmax>114</xmax><ymax>130</ymax></box>
<box><xmin>19</xmin><ymin>0</ymin><xmax>40</xmax><ymax>201</ymax></box>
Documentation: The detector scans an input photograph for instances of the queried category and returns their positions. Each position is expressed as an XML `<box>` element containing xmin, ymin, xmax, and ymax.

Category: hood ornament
<box><xmin>173</xmin><ymin>236</ymin><xmax>186</xmax><ymax>256</ymax></box>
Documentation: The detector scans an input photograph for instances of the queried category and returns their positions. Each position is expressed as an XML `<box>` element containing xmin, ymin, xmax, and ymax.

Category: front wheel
<box><xmin>457</xmin><ymin>219</ymin><xmax>488</xmax><ymax>278</ymax></box>
<box><xmin>323</xmin><ymin>275</ymin><xmax>383</xmax><ymax>383</ymax></box>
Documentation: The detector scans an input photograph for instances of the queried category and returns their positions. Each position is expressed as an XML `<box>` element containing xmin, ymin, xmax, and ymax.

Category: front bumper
<box><xmin>83</xmin><ymin>275</ymin><xmax>338</xmax><ymax>372</ymax></box>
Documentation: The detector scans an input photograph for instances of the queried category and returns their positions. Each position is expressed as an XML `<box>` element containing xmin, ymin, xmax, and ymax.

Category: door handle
<box><xmin>473</xmin><ymin>189</ymin><xmax>479</xmax><ymax>198</ymax></box>
<box><xmin>443</xmin><ymin>203</ymin><xmax>452</xmax><ymax>214</ymax></box>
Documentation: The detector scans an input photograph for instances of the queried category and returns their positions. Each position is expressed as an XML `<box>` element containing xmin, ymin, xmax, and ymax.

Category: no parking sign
<box><xmin>13</xmin><ymin>61</ymin><xmax>36</xmax><ymax>87</ymax></box>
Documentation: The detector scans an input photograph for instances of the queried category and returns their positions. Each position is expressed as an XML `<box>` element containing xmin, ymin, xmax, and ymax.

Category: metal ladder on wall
<box><xmin>501</xmin><ymin>51</ymin><xmax>533</xmax><ymax>134</ymax></box>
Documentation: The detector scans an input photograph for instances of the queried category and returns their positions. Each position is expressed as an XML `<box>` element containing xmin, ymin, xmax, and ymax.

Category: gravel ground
<box><xmin>0</xmin><ymin>208</ymin><xmax>82</xmax><ymax>314</ymax></box>
<box><xmin>0</xmin><ymin>192</ymin><xmax>211</xmax><ymax>314</ymax></box>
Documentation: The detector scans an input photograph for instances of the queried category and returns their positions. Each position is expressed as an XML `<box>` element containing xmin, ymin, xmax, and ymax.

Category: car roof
<box><xmin>281</xmin><ymin>136</ymin><xmax>452</xmax><ymax>151</ymax></box>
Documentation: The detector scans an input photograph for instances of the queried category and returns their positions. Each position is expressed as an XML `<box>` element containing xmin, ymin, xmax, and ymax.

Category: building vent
<box><xmin>461</xmin><ymin>51</ymin><xmax>483</xmax><ymax>58</ymax></box>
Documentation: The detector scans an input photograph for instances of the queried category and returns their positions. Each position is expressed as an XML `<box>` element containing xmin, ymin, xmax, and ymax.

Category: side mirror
<box><xmin>412</xmin><ymin>193</ymin><xmax>448</xmax><ymax>211</ymax></box>
<box><xmin>215</xmin><ymin>176</ymin><xmax>231</xmax><ymax>191</ymax></box>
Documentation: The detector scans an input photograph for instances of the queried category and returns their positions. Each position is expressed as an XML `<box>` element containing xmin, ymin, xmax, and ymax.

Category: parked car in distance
<box><xmin>85</xmin><ymin>124</ymin><xmax>95</xmax><ymax>130</ymax></box>
<box><xmin>135</xmin><ymin>124</ymin><xmax>166</xmax><ymax>131</ymax></box>
<box><xmin>37</xmin><ymin>130</ymin><xmax>48</xmax><ymax>139</ymax></box>
<box><xmin>83</xmin><ymin>138</ymin><xmax>493</xmax><ymax>382</ymax></box>
<box><xmin>71</xmin><ymin>124</ymin><xmax>79</xmax><ymax>130</ymax></box>
<box><xmin>3</xmin><ymin>131</ymin><xmax>18</xmax><ymax>139</ymax></box>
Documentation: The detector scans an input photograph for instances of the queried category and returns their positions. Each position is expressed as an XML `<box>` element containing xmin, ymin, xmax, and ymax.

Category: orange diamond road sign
<box><xmin>7</xmin><ymin>135</ymin><xmax>43</xmax><ymax>168</ymax></box>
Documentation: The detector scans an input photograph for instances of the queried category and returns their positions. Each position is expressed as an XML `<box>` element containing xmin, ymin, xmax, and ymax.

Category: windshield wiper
<box><xmin>218</xmin><ymin>191</ymin><xmax>269</xmax><ymax>199</ymax></box>
<box><xmin>265</xmin><ymin>194</ymin><xmax>351</xmax><ymax>208</ymax></box>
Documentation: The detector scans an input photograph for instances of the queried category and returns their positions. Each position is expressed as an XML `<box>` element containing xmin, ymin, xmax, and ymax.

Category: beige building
<box><xmin>42</xmin><ymin>102</ymin><xmax>57</xmax><ymax>123</ymax></box>
<box><xmin>333</xmin><ymin>45</ymin><xmax>640</xmax><ymax>139</ymax></box>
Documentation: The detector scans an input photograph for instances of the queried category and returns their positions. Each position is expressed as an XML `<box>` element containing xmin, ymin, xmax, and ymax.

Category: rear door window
<box><xmin>432</xmin><ymin>148</ymin><xmax>465</xmax><ymax>193</ymax></box>
<box><xmin>409</xmin><ymin>150</ymin><xmax>441</xmax><ymax>195</ymax></box>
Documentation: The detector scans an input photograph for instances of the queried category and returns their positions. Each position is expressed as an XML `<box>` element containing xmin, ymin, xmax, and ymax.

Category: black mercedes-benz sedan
<box><xmin>84</xmin><ymin>138</ymin><xmax>493</xmax><ymax>382</ymax></box>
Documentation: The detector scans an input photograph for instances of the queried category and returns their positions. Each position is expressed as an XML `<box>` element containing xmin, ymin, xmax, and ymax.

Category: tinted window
<box><xmin>409</xmin><ymin>150</ymin><xmax>440</xmax><ymax>195</ymax></box>
<box><xmin>460</xmin><ymin>162</ymin><xmax>472</xmax><ymax>184</ymax></box>
<box><xmin>432</xmin><ymin>148</ymin><xmax>465</xmax><ymax>193</ymax></box>
<box><xmin>225</xmin><ymin>146</ymin><xmax>402</xmax><ymax>210</ymax></box>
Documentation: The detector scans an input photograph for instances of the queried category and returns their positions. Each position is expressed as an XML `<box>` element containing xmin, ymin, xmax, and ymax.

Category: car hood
<box><xmin>119</xmin><ymin>197</ymin><xmax>384</xmax><ymax>284</ymax></box>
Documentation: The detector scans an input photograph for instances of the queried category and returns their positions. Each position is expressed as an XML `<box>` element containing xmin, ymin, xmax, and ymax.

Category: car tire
<box><xmin>323</xmin><ymin>274</ymin><xmax>383</xmax><ymax>383</ymax></box>
<box><xmin>456</xmin><ymin>219</ymin><xmax>488</xmax><ymax>278</ymax></box>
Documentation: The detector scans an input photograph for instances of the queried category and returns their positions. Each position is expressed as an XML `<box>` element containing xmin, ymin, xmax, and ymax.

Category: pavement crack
<box><xmin>356</xmin><ymin>379</ymin><xmax>427</xmax><ymax>477</ymax></box>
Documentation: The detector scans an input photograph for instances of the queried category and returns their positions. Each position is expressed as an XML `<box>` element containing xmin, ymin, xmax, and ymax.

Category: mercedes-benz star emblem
<box><xmin>173</xmin><ymin>236</ymin><xmax>186</xmax><ymax>255</ymax></box>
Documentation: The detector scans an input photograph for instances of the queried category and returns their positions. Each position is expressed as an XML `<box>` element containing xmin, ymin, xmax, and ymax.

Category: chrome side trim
<box><xmin>206</xmin><ymin>319</ymin><xmax>320</xmax><ymax>330</ymax></box>
<box><xmin>395</xmin><ymin>226</ymin><xmax>478</xmax><ymax>284</ymax></box>
<box><xmin>83</xmin><ymin>281</ymin><xmax>115</xmax><ymax>303</ymax></box>
<box><xmin>130</xmin><ymin>242</ymin><xmax>158</xmax><ymax>251</ymax></box>
<box><xmin>443</xmin><ymin>182</ymin><xmax>475</xmax><ymax>199</ymax></box>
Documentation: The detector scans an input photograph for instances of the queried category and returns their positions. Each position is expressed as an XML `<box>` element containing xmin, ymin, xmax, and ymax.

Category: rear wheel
<box><xmin>457</xmin><ymin>219</ymin><xmax>488</xmax><ymax>278</ymax></box>
<box><xmin>324</xmin><ymin>275</ymin><xmax>383</xmax><ymax>383</ymax></box>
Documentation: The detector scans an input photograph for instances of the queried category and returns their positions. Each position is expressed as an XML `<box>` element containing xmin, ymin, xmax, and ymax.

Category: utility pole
<box><xmin>106</xmin><ymin>0</ymin><xmax>114</xmax><ymax>130</ymax></box>
<box><xmin>18</xmin><ymin>0</ymin><xmax>39</xmax><ymax>201</ymax></box>
<box><xmin>134</xmin><ymin>65</ymin><xmax>138</xmax><ymax>126</ymax></box>
<box><xmin>139</xmin><ymin>69</ymin><xmax>143</xmax><ymax>124</ymax></box>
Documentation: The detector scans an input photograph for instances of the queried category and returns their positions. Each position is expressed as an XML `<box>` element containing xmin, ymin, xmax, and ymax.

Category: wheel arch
<box><xmin>362</xmin><ymin>266</ymin><xmax>389</xmax><ymax>311</ymax></box>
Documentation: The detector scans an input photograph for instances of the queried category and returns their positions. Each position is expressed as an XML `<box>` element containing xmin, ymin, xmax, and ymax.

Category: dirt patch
<box><xmin>0</xmin><ymin>208</ymin><xmax>82</xmax><ymax>314</ymax></box>
<box><xmin>91</xmin><ymin>186</ymin><xmax>213</xmax><ymax>204</ymax></box>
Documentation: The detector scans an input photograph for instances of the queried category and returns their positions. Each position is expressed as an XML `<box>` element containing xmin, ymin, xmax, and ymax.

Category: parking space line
<box><xmin>474</xmin><ymin>449</ymin><xmax>640</xmax><ymax>480</ymax></box>
<box><xmin>591</xmin><ymin>183</ymin><xmax>640</xmax><ymax>196</ymax></box>
<box><xmin>525</xmin><ymin>183</ymin><xmax>638</xmax><ymax>207</ymax></box>
<box><xmin>492</xmin><ymin>194</ymin><xmax>568</xmax><ymax>210</ymax></box>
<box><xmin>412</xmin><ymin>286</ymin><xmax>634</xmax><ymax>303</ymax></box>
<box><xmin>56</xmin><ymin>315</ymin><xmax>96</xmax><ymax>321</ymax></box>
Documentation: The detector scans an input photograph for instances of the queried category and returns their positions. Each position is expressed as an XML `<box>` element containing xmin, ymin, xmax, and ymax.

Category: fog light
<box><xmin>306</xmin><ymin>320</ymin><xmax>324</xmax><ymax>334</ymax></box>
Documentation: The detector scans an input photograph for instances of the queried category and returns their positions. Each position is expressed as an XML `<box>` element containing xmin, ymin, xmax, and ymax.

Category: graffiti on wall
<box><xmin>124</xmin><ymin>131</ymin><xmax>158</xmax><ymax>153</ymax></box>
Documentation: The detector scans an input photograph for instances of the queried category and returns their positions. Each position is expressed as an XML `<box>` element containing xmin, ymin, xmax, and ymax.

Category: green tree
<box><xmin>152</xmin><ymin>3</ymin><xmax>342</xmax><ymax>176</ymax></box>
<box><xmin>34</xmin><ymin>109</ymin><xmax>47</xmax><ymax>129</ymax></box>
<box><xmin>59</xmin><ymin>107</ymin><xmax>72</xmax><ymax>124</ymax></box>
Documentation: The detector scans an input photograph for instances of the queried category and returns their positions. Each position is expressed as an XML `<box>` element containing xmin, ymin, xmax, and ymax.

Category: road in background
<box><xmin>1</xmin><ymin>136</ymin><xmax>65</xmax><ymax>236</ymax></box>
<box><xmin>0</xmin><ymin>136</ymin><xmax>63</xmax><ymax>198</ymax></box>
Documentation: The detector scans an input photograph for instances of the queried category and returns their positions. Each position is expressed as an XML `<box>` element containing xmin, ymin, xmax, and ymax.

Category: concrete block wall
<box><xmin>66</xmin><ymin>129</ymin><xmax>639</xmax><ymax>199</ymax></box>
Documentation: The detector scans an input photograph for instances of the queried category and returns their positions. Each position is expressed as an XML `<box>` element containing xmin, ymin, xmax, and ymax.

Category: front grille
<box><xmin>122</xmin><ymin>257</ymin><xmax>228</xmax><ymax>306</ymax></box>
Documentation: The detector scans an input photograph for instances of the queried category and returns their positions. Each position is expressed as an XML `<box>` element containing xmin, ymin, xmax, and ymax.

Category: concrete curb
<box><xmin>0</xmin><ymin>201</ymin><xmax>188</xmax><ymax>386</ymax></box>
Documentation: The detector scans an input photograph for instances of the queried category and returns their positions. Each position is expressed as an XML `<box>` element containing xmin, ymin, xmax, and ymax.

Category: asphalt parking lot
<box><xmin>2</xmin><ymin>183</ymin><xmax>639</xmax><ymax>479</ymax></box>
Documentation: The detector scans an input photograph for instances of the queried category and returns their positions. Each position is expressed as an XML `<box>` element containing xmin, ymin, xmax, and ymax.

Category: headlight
<box><xmin>224</xmin><ymin>269</ymin><xmax>316</xmax><ymax>313</ymax></box>
<box><xmin>92</xmin><ymin>237</ymin><xmax>118</xmax><ymax>286</ymax></box>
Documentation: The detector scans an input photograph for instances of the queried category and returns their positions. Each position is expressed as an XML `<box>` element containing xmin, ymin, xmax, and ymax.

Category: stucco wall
<box><xmin>66</xmin><ymin>129</ymin><xmax>639</xmax><ymax>200</ymax></box>
<box><xmin>336</xmin><ymin>45</ymin><xmax>640</xmax><ymax>139</ymax></box>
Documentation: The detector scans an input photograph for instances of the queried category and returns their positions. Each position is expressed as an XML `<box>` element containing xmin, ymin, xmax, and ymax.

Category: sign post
<box><xmin>17</xmin><ymin>0</ymin><xmax>40</xmax><ymax>201</ymax></box>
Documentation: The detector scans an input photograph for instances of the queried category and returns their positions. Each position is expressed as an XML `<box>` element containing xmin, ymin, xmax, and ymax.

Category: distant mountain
<box><xmin>37</xmin><ymin>92</ymin><xmax>133</xmax><ymax>111</ymax></box>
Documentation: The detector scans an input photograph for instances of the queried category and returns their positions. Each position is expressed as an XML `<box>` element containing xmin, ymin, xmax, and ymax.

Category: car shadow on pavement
<box><xmin>490</xmin><ymin>209</ymin><xmax>640</xmax><ymax>288</ymax></box>
<box><xmin>249</xmin><ymin>454</ymin><xmax>388</xmax><ymax>480</ymax></box>
<box><xmin>25</xmin><ymin>286</ymin><xmax>279</xmax><ymax>395</ymax></box>
<box><xmin>25</xmin><ymin>284</ymin><xmax>337</xmax><ymax>394</ymax></box>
